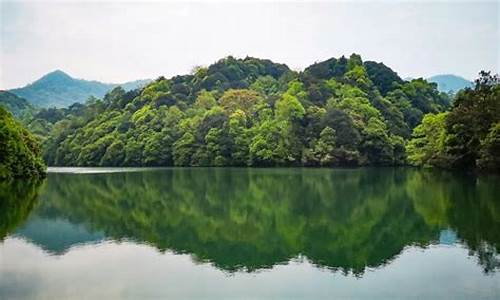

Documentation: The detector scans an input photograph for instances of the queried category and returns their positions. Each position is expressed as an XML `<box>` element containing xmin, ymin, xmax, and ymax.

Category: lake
<box><xmin>1</xmin><ymin>167</ymin><xmax>499</xmax><ymax>299</ymax></box>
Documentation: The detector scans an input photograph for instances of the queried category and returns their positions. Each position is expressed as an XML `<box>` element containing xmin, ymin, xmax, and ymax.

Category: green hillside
<box><xmin>35</xmin><ymin>54</ymin><xmax>451</xmax><ymax>167</ymax></box>
<box><xmin>0</xmin><ymin>107</ymin><xmax>46</xmax><ymax>179</ymax></box>
<box><xmin>0</xmin><ymin>91</ymin><xmax>35</xmax><ymax>119</ymax></box>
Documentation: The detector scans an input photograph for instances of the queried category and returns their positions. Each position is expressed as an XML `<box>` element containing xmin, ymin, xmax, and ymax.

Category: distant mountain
<box><xmin>427</xmin><ymin>74</ymin><xmax>473</xmax><ymax>94</ymax></box>
<box><xmin>118</xmin><ymin>79</ymin><xmax>152</xmax><ymax>92</ymax></box>
<box><xmin>9</xmin><ymin>70</ymin><xmax>151</xmax><ymax>108</ymax></box>
<box><xmin>0</xmin><ymin>91</ymin><xmax>35</xmax><ymax>119</ymax></box>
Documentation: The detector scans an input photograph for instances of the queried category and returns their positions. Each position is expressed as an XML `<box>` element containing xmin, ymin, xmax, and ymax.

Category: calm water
<box><xmin>0</xmin><ymin>168</ymin><xmax>499</xmax><ymax>299</ymax></box>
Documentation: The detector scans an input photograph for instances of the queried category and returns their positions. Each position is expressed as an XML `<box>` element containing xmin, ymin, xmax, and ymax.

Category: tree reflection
<box><xmin>0</xmin><ymin>179</ymin><xmax>43</xmax><ymax>240</ymax></box>
<box><xmin>2</xmin><ymin>168</ymin><xmax>499</xmax><ymax>275</ymax></box>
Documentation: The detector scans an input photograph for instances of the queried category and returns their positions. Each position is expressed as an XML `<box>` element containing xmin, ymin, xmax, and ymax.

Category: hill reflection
<box><xmin>2</xmin><ymin>168</ymin><xmax>499</xmax><ymax>274</ymax></box>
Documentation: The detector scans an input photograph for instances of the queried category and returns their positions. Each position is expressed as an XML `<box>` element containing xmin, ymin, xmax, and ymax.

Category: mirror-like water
<box><xmin>1</xmin><ymin>168</ymin><xmax>499</xmax><ymax>299</ymax></box>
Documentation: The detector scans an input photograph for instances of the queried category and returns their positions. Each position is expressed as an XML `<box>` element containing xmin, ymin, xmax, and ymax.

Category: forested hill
<box><xmin>9</xmin><ymin>70</ymin><xmax>151</xmax><ymax>108</ymax></box>
<box><xmin>33</xmin><ymin>54</ymin><xmax>453</xmax><ymax>168</ymax></box>
<box><xmin>0</xmin><ymin>107</ymin><xmax>46</xmax><ymax>179</ymax></box>
<box><xmin>0</xmin><ymin>91</ymin><xmax>35</xmax><ymax>120</ymax></box>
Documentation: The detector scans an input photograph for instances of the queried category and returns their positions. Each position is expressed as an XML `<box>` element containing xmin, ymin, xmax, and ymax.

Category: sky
<box><xmin>0</xmin><ymin>0</ymin><xmax>498</xmax><ymax>89</ymax></box>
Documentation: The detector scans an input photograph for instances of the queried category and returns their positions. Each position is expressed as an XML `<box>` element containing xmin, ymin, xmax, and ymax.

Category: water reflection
<box><xmin>1</xmin><ymin>168</ymin><xmax>499</xmax><ymax>275</ymax></box>
<box><xmin>0</xmin><ymin>179</ymin><xmax>43</xmax><ymax>240</ymax></box>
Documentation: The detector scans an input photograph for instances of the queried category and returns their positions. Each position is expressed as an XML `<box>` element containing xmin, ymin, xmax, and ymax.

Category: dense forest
<box><xmin>0</xmin><ymin>107</ymin><xmax>46</xmax><ymax>179</ymax></box>
<box><xmin>26</xmin><ymin>54</ymin><xmax>452</xmax><ymax>167</ymax></box>
<box><xmin>3</xmin><ymin>54</ymin><xmax>498</xmax><ymax>171</ymax></box>
<box><xmin>0</xmin><ymin>91</ymin><xmax>35</xmax><ymax>120</ymax></box>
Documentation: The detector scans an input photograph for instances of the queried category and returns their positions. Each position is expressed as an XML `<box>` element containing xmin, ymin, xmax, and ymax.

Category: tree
<box><xmin>194</xmin><ymin>90</ymin><xmax>217</xmax><ymax>110</ymax></box>
<box><xmin>101</xmin><ymin>139</ymin><xmax>125</xmax><ymax>166</ymax></box>
<box><xmin>229</xmin><ymin>110</ymin><xmax>251</xmax><ymax>165</ymax></box>
<box><xmin>406</xmin><ymin>113</ymin><xmax>448</xmax><ymax>167</ymax></box>
<box><xmin>275</xmin><ymin>93</ymin><xmax>306</xmax><ymax>162</ymax></box>
<box><xmin>322</xmin><ymin>108</ymin><xmax>360</xmax><ymax>151</ymax></box>
<box><xmin>311</xmin><ymin>126</ymin><xmax>337</xmax><ymax>166</ymax></box>
<box><xmin>249</xmin><ymin>75</ymin><xmax>281</xmax><ymax>98</ymax></box>
<box><xmin>477</xmin><ymin>122</ymin><xmax>500</xmax><ymax>171</ymax></box>
<box><xmin>142</xmin><ymin>131</ymin><xmax>173</xmax><ymax>166</ymax></box>
<box><xmin>173</xmin><ymin>132</ymin><xmax>196</xmax><ymax>166</ymax></box>
<box><xmin>218</xmin><ymin>89</ymin><xmax>264</xmax><ymax>116</ymax></box>
<box><xmin>359</xmin><ymin>118</ymin><xmax>394</xmax><ymax>165</ymax></box>
<box><xmin>364</xmin><ymin>61</ymin><xmax>403</xmax><ymax>96</ymax></box>
<box><xmin>205</xmin><ymin>128</ymin><xmax>229</xmax><ymax>166</ymax></box>
<box><xmin>443</xmin><ymin>72</ymin><xmax>500</xmax><ymax>169</ymax></box>
<box><xmin>124</xmin><ymin>139</ymin><xmax>143</xmax><ymax>166</ymax></box>
<box><xmin>0</xmin><ymin>107</ymin><xmax>46</xmax><ymax>179</ymax></box>
<box><xmin>250</xmin><ymin>120</ymin><xmax>287</xmax><ymax>165</ymax></box>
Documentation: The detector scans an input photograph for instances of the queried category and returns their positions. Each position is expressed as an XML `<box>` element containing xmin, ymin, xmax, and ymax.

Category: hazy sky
<box><xmin>1</xmin><ymin>0</ymin><xmax>498</xmax><ymax>89</ymax></box>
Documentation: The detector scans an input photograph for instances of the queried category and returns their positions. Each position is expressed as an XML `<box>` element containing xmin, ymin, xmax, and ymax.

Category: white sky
<box><xmin>1</xmin><ymin>0</ymin><xmax>498</xmax><ymax>89</ymax></box>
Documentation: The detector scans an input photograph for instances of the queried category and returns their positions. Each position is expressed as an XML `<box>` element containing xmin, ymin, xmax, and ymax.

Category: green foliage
<box><xmin>249</xmin><ymin>75</ymin><xmax>282</xmax><ymax>98</ymax></box>
<box><xmin>477</xmin><ymin>122</ymin><xmax>500</xmax><ymax>171</ymax></box>
<box><xmin>407</xmin><ymin>72</ymin><xmax>500</xmax><ymax>171</ymax></box>
<box><xmin>218</xmin><ymin>89</ymin><xmax>264</xmax><ymax>115</ymax></box>
<box><xmin>0</xmin><ymin>91</ymin><xmax>35</xmax><ymax>120</ymax></box>
<box><xmin>194</xmin><ymin>90</ymin><xmax>217</xmax><ymax>110</ymax></box>
<box><xmin>249</xmin><ymin>120</ymin><xmax>287</xmax><ymax>165</ymax></box>
<box><xmin>443</xmin><ymin>72</ymin><xmax>500</xmax><ymax>169</ymax></box>
<box><xmin>276</xmin><ymin>93</ymin><xmax>305</xmax><ymax>121</ymax></box>
<box><xmin>302</xmin><ymin>126</ymin><xmax>337</xmax><ymax>166</ymax></box>
<box><xmin>173</xmin><ymin>132</ymin><xmax>196</xmax><ymax>166</ymax></box>
<box><xmin>29</xmin><ymin>55</ymin><xmax>452</xmax><ymax>167</ymax></box>
<box><xmin>0</xmin><ymin>107</ymin><xmax>46</xmax><ymax>179</ymax></box>
<box><xmin>360</xmin><ymin>118</ymin><xmax>394</xmax><ymax>165</ymax></box>
<box><xmin>364</xmin><ymin>61</ymin><xmax>404</xmax><ymax>95</ymax></box>
<box><xmin>406</xmin><ymin>113</ymin><xmax>448</xmax><ymax>167</ymax></box>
